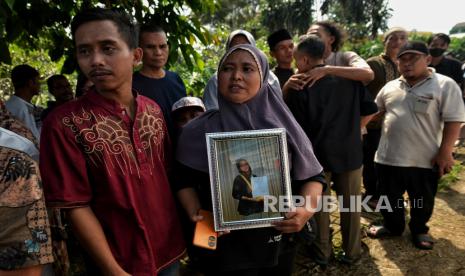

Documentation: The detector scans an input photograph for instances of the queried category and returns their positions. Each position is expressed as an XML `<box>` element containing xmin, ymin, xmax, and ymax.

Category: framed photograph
<box><xmin>206</xmin><ymin>128</ymin><xmax>292</xmax><ymax>231</ymax></box>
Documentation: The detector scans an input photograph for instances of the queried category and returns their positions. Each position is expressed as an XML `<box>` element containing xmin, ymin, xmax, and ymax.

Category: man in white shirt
<box><xmin>368</xmin><ymin>41</ymin><xmax>465</xmax><ymax>250</ymax></box>
<box><xmin>5</xmin><ymin>64</ymin><xmax>42</xmax><ymax>141</ymax></box>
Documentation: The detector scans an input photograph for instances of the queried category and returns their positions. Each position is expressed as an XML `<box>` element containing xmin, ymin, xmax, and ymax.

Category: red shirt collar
<box><xmin>84</xmin><ymin>88</ymin><xmax>143</xmax><ymax>114</ymax></box>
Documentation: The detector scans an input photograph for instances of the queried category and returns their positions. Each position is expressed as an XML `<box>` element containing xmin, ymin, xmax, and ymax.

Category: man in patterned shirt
<box><xmin>40</xmin><ymin>8</ymin><xmax>184</xmax><ymax>276</ymax></box>
<box><xmin>0</xmin><ymin>126</ymin><xmax>53</xmax><ymax>275</ymax></box>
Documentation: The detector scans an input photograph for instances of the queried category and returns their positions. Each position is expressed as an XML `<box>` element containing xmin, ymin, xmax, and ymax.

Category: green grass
<box><xmin>438</xmin><ymin>163</ymin><xmax>464</xmax><ymax>191</ymax></box>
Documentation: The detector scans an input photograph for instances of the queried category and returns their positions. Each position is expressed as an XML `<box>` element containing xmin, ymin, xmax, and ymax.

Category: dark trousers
<box><xmin>362</xmin><ymin>128</ymin><xmax>381</xmax><ymax>198</ymax></box>
<box><xmin>204</xmin><ymin>239</ymin><xmax>297</xmax><ymax>276</ymax></box>
<box><xmin>376</xmin><ymin>164</ymin><xmax>439</xmax><ymax>235</ymax></box>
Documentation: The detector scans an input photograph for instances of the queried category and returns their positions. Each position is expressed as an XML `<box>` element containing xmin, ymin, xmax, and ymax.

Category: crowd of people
<box><xmin>1</xmin><ymin>7</ymin><xmax>465</xmax><ymax>276</ymax></box>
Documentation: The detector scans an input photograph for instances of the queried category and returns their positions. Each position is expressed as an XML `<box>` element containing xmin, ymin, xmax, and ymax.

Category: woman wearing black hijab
<box><xmin>174</xmin><ymin>44</ymin><xmax>325</xmax><ymax>275</ymax></box>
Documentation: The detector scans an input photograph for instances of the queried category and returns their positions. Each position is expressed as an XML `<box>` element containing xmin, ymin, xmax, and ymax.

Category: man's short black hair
<box><xmin>47</xmin><ymin>74</ymin><xmax>67</xmax><ymax>91</ymax></box>
<box><xmin>297</xmin><ymin>35</ymin><xmax>326</xmax><ymax>59</ymax></box>
<box><xmin>11</xmin><ymin>64</ymin><xmax>40</xmax><ymax>89</ymax></box>
<box><xmin>139</xmin><ymin>24</ymin><xmax>165</xmax><ymax>35</ymax></box>
<box><xmin>312</xmin><ymin>21</ymin><xmax>345</xmax><ymax>52</ymax></box>
<box><xmin>428</xmin><ymin>33</ymin><xmax>451</xmax><ymax>45</ymax></box>
<box><xmin>139</xmin><ymin>24</ymin><xmax>166</xmax><ymax>44</ymax></box>
<box><xmin>71</xmin><ymin>8</ymin><xmax>138</xmax><ymax>49</ymax></box>
<box><xmin>267</xmin><ymin>29</ymin><xmax>292</xmax><ymax>51</ymax></box>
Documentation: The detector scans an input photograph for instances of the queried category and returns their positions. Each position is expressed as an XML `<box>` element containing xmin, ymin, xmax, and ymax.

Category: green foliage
<box><xmin>197</xmin><ymin>0</ymin><xmax>315</xmax><ymax>39</ymax></box>
<box><xmin>321</xmin><ymin>0</ymin><xmax>392</xmax><ymax>40</ymax></box>
<box><xmin>170</xmin><ymin>28</ymin><xmax>229</xmax><ymax>97</ymax></box>
<box><xmin>448</xmin><ymin>38</ymin><xmax>465</xmax><ymax>61</ymax></box>
<box><xmin>408</xmin><ymin>31</ymin><xmax>432</xmax><ymax>43</ymax></box>
<box><xmin>261</xmin><ymin>0</ymin><xmax>314</xmax><ymax>36</ymax></box>
<box><xmin>255</xmin><ymin>36</ymin><xmax>274</xmax><ymax>63</ymax></box>
<box><xmin>343</xmin><ymin>38</ymin><xmax>384</xmax><ymax>60</ymax></box>
<box><xmin>0</xmin><ymin>0</ymin><xmax>77</xmax><ymax>70</ymax></box>
<box><xmin>0</xmin><ymin>43</ymin><xmax>74</xmax><ymax>107</ymax></box>
<box><xmin>170</xmin><ymin>26</ymin><xmax>287</xmax><ymax>98</ymax></box>
<box><xmin>0</xmin><ymin>0</ymin><xmax>420</xmax><ymax>102</ymax></box>
<box><xmin>198</xmin><ymin>0</ymin><xmax>261</xmax><ymax>32</ymax></box>
<box><xmin>343</xmin><ymin>32</ymin><xmax>465</xmax><ymax>61</ymax></box>
<box><xmin>0</xmin><ymin>0</ymin><xmax>216</xmax><ymax>74</ymax></box>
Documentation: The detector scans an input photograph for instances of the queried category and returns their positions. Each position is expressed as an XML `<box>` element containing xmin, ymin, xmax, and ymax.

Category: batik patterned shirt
<box><xmin>0</xmin><ymin>146</ymin><xmax>53</xmax><ymax>270</ymax></box>
<box><xmin>0</xmin><ymin>101</ymin><xmax>38</xmax><ymax>148</ymax></box>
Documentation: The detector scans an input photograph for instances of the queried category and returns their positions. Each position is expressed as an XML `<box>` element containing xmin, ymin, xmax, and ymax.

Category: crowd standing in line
<box><xmin>1</xmin><ymin>6</ymin><xmax>465</xmax><ymax>276</ymax></box>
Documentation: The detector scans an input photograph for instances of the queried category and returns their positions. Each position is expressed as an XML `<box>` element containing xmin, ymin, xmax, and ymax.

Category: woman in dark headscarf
<box><xmin>174</xmin><ymin>44</ymin><xmax>325</xmax><ymax>275</ymax></box>
<box><xmin>202</xmin><ymin>30</ymin><xmax>281</xmax><ymax>110</ymax></box>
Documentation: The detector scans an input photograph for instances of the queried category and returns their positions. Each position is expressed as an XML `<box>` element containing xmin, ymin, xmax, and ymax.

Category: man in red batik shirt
<box><xmin>40</xmin><ymin>8</ymin><xmax>185</xmax><ymax>276</ymax></box>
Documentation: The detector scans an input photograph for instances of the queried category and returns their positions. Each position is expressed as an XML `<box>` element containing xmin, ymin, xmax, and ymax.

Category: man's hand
<box><xmin>432</xmin><ymin>122</ymin><xmax>462</xmax><ymax>177</ymax></box>
<box><xmin>68</xmin><ymin>207</ymin><xmax>131</xmax><ymax>276</ymax></box>
<box><xmin>304</xmin><ymin>66</ymin><xmax>328</xmax><ymax>87</ymax></box>
<box><xmin>272</xmin><ymin>207</ymin><xmax>314</xmax><ymax>233</ymax></box>
<box><xmin>283</xmin><ymin>73</ymin><xmax>309</xmax><ymax>91</ymax></box>
<box><xmin>431</xmin><ymin>150</ymin><xmax>455</xmax><ymax>177</ymax></box>
<box><xmin>282</xmin><ymin>67</ymin><xmax>328</xmax><ymax>97</ymax></box>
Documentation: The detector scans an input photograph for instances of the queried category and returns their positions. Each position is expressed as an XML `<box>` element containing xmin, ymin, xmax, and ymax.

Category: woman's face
<box><xmin>218</xmin><ymin>49</ymin><xmax>261</xmax><ymax>104</ymax></box>
<box><xmin>239</xmin><ymin>161</ymin><xmax>250</xmax><ymax>173</ymax></box>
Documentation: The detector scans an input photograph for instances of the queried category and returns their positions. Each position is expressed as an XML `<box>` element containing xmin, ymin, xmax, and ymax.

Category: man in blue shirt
<box><xmin>133</xmin><ymin>24</ymin><xmax>186</xmax><ymax>137</ymax></box>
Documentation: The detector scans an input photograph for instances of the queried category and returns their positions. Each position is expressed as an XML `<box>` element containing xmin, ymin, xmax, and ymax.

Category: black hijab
<box><xmin>176</xmin><ymin>44</ymin><xmax>322</xmax><ymax>180</ymax></box>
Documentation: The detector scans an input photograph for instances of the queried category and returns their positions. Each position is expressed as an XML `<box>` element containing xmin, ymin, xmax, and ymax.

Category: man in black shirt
<box><xmin>133</xmin><ymin>24</ymin><xmax>186</xmax><ymax>138</ymax></box>
<box><xmin>428</xmin><ymin>33</ymin><xmax>464</xmax><ymax>87</ymax></box>
<box><xmin>267</xmin><ymin>29</ymin><xmax>295</xmax><ymax>88</ymax></box>
<box><xmin>287</xmin><ymin>35</ymin><xmax>377</xmax><ymax>265</ymax></box>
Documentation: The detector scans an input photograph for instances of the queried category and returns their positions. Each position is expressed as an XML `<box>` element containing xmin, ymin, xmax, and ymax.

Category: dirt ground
<box><xmin>293</xmin><ymin>146</ymin><xmax>465</xmax><ymax>276</ymax></box>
